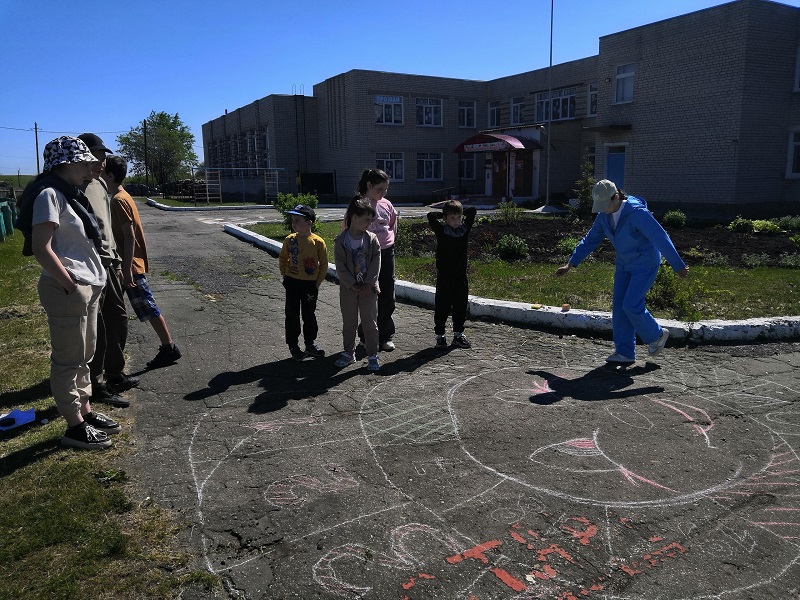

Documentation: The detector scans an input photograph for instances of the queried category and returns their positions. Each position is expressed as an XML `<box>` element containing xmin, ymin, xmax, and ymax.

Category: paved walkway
<box><xmin>122</xmin><ymin>204</ymin><xmax>800</xmax><ymax>599</ymax></box>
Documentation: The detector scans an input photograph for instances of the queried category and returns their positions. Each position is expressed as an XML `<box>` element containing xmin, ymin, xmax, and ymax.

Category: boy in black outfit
<box><xmin>427</xmin><ymin>200</ymin><xmax>477</xmax><ymax>348</ymax></box>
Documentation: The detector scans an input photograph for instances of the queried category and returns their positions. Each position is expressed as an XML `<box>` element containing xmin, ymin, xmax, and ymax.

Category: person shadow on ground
<box><xmin>527</xmin><ymin>363</ymin><xmax>663</xmax><ymax>405</ymax></box>
<box><xmin>183</xmin><ymin>345</ymin><xmax>455</xmax><ymax>414</ymax></box>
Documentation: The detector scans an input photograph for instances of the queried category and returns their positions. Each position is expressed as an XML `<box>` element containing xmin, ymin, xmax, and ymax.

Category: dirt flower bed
<box><xmin>401</xmin><ymin>216</ymin><xmax>797</xmax><ymax>268</ymax></box>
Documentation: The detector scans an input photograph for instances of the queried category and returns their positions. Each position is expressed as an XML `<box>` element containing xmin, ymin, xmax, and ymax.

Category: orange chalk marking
<box><xmin>490</xmin><ymin>567</ymin><xmax>527</xmax><ymax>592</ymax></box>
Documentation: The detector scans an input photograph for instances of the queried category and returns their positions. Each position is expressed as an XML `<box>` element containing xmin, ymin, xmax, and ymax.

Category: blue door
<box><xmin>606</xmin><ymin>146</ymin><xmax>626</xmax><ymax>190</ymax></box>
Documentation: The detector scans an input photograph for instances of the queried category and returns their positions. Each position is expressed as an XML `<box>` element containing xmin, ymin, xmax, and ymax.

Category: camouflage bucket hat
<box><xmin>43</xmin><ymin>136</ymin><xmax>98</xmax><ymax>172</ymax></box>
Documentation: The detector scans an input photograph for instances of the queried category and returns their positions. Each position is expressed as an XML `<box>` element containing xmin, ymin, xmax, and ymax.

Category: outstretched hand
<box><xmin>554</xmin><ymin>264</ymin><xmax>571</xmax><ymax>277</ymax></box>
<box><xmin>677</xmin><ymin>267</ymin><xmax>689</xmax><ymax>278</ymax></box>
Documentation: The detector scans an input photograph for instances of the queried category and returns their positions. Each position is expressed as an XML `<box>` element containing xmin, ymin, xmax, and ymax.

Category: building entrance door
<box><xmin>492</xmin><ymin>154</ymin><xmax>508</xmax><ymax>197</ymax></box>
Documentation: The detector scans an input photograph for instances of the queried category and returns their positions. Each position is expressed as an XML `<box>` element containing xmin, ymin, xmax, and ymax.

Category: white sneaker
<box><xmin>648</xmin><ymin>328</ymin><xmax>670</xmax><ymax>356</ymax></box>
<box><xmin>606</xmin><ymin>352</ymin><xmax>635</xmax><ymax>364</ymax></box>
<box><xmin>334</xmin><ymin>352</ymin><xmax>356</xmax><ymax>367</ymax></box>
<box><xmin>380</xmin><ymin>340</ymin><xmax>395</xmax><ymax>352</ymax></box>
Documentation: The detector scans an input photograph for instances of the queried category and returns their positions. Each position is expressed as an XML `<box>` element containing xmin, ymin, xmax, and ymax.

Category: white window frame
<box><xmin>786</xmin><ymin>129</ymin><xmax>800</xmax><ymax>178</ymax></box>
<box><xmin>488</xmin><ymin>101</ymin><xmax>501</xmax><ymax>127</ymax></box>
<box><xmin>417</xmin><ymin>152</ymin><xmax>443</xmax><ymax>181</ymax></box>
<box><xmin>375</xmin><ymin>95</ymin><xmax>403</xmax><ymax>125</ymax></box>
<box><xmin>459</xmin><ymin>154</ymin><xmax>476</xmax><ymax>180</ymax></box>
<box><xmin>588</xmin><ymin>84</ymin><xmax>598</xmax><ymax>117</ymax></box>
<box><xmin>511</xmin><ymin>97</ymin><xmax>525</xmax><ymax>125</ymax></box>
<box><xmin>416</xmin><ymin>98</ymin><xmax>443</xmax><ymax>127</ymax></box>
<box><xmin>613</xmin><ymin>63</ymin><xmax>635</xmax><ymax>104</ymax></box>
<box><xmin>535</xmin><ymin>88</ymin><xmax>576</xmax><ymax>122</ymax></box>
<box><xmin>376</xmin><ymin>152</ymin><xmax>404</xmax><ymax>181</ymax></box>
<box><xmin>458</xmin><ymin>101</ymin><xmax>476</xmax><ymax>128</ymax></box>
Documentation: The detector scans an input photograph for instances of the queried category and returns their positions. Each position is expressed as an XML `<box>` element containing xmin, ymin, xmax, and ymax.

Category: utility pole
<box><xmin>34</xmin><ymin>122</ymin><xmax>40</xmax><ymax>174</ymax></box>
<box><xmin>545</xmin><ymin>0</ymin><xmax>553</xmax><ymax>206</ymax></box>
<box><xmin>143</xmin><ymin>119</ymin><xmax>149</xmax><ymax>190</ymax></box>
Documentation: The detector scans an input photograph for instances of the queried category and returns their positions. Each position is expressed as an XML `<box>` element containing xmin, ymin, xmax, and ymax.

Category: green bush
<box><xmin>741</xmin><ymin>253</ymin><xmax>770</xmax><ymax>268</ymax></box>
<box><xmin>396</xmin><ymin>219</ymin><xmax>431</xmax><ymax>257</ymax></box>
<box><xmin>791</xmin><ymin>234</ymin><xmax>800</xmax><ymax>246</ymax></box>
<box><xmin>779</xmin><ymin>253</ymin><xmax>800</xmax><ymax>268</ymax></box>
<box><xmin>274</xmin><ymin>192</ymin><xmax>319</xmax><ymax>231</ymax></box>
<box><xmin>662</xmin><ymin>210</ymin><xmax>687</xmax><ymax>229</ymax></box>
<box><xmin>773</xmin><ymin>215</ymin><xmax>800</xmax><ymax>231</ymax></box>
<box><xmin>751</xmin><ymin>219</ymin><xmax>782</xmax><ymax>234</ymax></box>
<box><xmin>497</xmin><ymin>200</ymin><xmax>524</xmax><ymax>226</ymax></box>
<box><xmin>646</xmin><ymin>261</ymin><xmax>703</xmax><ymax>321</ymax></box>
<box><xmin>727</xmin><ymin>216</ymin><xmax>754</xmax><ymax>233</ymax></box>
<box><xmin>555</xmin><ymin>236</ymin><xmax>580</xmax><ymax>256</ymax></box>
<box><xmin>495</xmin><ymin>234</ymin><xmax>528</xmax><ymax>261</ymax></box>
<box><xmin>703</xmin><ymin>252</ymin><xmax>729</xmax><ymax>267</ymax></box>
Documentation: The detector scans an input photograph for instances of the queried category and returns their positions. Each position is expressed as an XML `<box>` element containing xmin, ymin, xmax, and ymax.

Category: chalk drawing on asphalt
<box><xmin>179</xmin><ymin>351</ymin><xmax>799</xmax><ymax>598</ymax></box>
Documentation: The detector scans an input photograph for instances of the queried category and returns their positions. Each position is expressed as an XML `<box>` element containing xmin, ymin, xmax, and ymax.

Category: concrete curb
<box><xmin>224</xmin><ymin>224</ymin><xmax>800</xmax><ymax>345</ymax></box>
<box><xmin>145</xmin><ymin>199</ymin><xmax>427</xmax><ymax>212</ymax></box>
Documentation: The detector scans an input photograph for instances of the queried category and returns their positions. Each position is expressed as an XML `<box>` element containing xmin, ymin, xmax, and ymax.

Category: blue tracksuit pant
<box><xmin>612</xmin><ymin>266</ymin><xmax>662</xmax><ymax>359</ymax></box>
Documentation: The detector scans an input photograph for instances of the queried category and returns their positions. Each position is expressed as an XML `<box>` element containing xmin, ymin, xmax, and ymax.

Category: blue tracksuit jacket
<box><xmin>568</xmin><ymin>197</ymin><xmax>686</xmax><ymax>273</ymax></box>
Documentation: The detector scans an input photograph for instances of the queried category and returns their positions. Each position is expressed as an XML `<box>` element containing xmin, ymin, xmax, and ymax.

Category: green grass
<box><xmin>246</xmin><ymin>220</ymin><xmax>800</xmax><ymax>321</ymax></box>
<box><xmin>0</xmin><ymin>233</ymin><xmax>219</xmax><ymax>599</ymax></box>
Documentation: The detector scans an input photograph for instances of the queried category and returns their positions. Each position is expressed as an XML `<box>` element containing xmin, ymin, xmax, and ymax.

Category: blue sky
<box><xmin>2</xmin><ymin>0</ymin><xmax>797</xmax><ymax>176</ymax></box>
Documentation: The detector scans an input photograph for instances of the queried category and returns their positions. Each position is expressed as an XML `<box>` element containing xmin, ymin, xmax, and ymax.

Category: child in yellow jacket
<box><xmin>279</xmin><ymin>205</ymin><xmax>328</xmax><ymax>360</ymax></box>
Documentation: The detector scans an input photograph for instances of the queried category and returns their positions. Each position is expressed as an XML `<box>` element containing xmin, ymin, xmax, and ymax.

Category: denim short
<box><xmin>125</xmin><ymin>274</ymin><xmax>162</xmax><ymax>321</ymax></box>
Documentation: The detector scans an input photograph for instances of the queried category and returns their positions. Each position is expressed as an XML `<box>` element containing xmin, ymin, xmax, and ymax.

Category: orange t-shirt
<box><xmin>110</xmin><ymin>189</ymin><xmax>149</xmax><ymax>275</ymax></box>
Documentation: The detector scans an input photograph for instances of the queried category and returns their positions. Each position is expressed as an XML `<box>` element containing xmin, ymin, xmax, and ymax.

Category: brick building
<box><xmin>202</xmin><ymin>0</ymin><xmax>800</xmax><ymax>217</ymax></box>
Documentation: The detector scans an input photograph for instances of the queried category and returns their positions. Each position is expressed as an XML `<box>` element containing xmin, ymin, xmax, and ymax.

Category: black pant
<box><xmin>359</xmin><ymin>246</ymin><xmax>396</xmax><ymax>344</ymax></box>
<box><xmin>90</xmin><ymin>266</ymin><xmax>129</xmax><ymax>384</ymax></box>
<box><xmin>283</xmin><ymin>277</ymin><xmax>319</xmax><ymax>347</ymax></box>
<box><xmin>434</xmin><ymin>273</ymin><xmax>468</xmax><ymax>335</ymax></box>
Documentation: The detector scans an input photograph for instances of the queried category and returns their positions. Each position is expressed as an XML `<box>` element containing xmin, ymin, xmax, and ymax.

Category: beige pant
<box><xmin>340</xmin><ymin>287</ymin><xmax>379</xmax><ymax>356</ymax></box>
<box><xmin>38</xmin><ymin>276</ymin><xmax>103</xmax><ymax>421</ymax></box>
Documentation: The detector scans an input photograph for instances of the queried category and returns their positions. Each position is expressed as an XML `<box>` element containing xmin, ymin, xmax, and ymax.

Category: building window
<box><xmin>512</xmin><ymin>97</ymin><xmax>525</xmax><ymax>125</ymax></box>
<box><xmin>459</xmin><ymin>154</ymin><xmax>476</xmax><ymax>180</ymax></box>
<box><xmin>458</xmin><ymin>101</ymin><xmax>476</xmax><ymax>128</ymax></box>
<box><xmin>416</xmin><ymin>98</ymin><xmax>442</xmax><ymax>127</ymax></box>
<box><xmin>786</xmin><ymin>131</ymin><xmax>800</xmax><ymax>177</ymax></box>
<box><xmin>489</xmin><ymin>101</ymin><xmax>501</xmax><ymax>127</ymax></box>
<box><xmin>376</xmin><ymin>152</ymin><xmax>404</xmax><ymax>181</ymax></box>
<box><xmin>588</xmin><ymin>84</ymin><xmax>598</xmax><ymax>116</ymax></box>
<box><xmin>417</xmin><ymin>152</ymin><xmax>442</xmax><ymax>180</ymax></box>
<box><xmin>375</xmin><ymin>95</ymin><xmax>403</xmax><ymax>125</ymax></box>
<box><xmin>535</xmin><ymin>88</ymin><xmax>576</xmax><ymax>122</ymax></box>
<box><xmin>614</xmin><ymin>63</ymin><xmax>635</xmax><ymax>103</ymax></box>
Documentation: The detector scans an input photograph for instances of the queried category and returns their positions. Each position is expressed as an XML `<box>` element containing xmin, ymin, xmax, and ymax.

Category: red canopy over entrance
<box><xmin>452</xmin><ymin>133</ymin><xmax>542</xmax><ymax>153</ymax></box>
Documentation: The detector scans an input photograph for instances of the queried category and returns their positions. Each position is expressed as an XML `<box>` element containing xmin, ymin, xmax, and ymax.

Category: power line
<box><xmin>0</xmin><ymin>125</ymin><xmax>127</xmax><ymax>134</ymax></box>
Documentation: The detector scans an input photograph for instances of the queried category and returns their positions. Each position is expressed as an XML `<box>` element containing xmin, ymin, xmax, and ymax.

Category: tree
<box><xmin>571</xmin><ymin>157</ymin><xmax>596</xmax><ymax>220</ymax></box>
<box><xmin>116</xmin><ymin>111</ymin><xmax>198</xmax><ymax>190</ymax></box>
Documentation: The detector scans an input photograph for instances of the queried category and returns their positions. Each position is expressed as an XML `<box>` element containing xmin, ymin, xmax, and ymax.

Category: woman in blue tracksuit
<box><xmin>555</xmin><ymin>180</ymin><xmax>689</xmax><ymax>364</ymax></box>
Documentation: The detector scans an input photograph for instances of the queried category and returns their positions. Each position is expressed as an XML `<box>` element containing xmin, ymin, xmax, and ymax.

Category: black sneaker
<box><xmin>451</xmin><ymin>333</ymin><xmax>472</xmax><ymax>348</ymax></box>
<box><xmin>91</xmin><ymin>384</ymin><xmax>131</xmax><ymax>408</ymax></box>
<box><xmin>106</xmin><ymin>373</ymin><xmax>140</xmax><ymax>393</ymax></box>
<box><xmin>304</xmin><ymin>343</ymin><xmax>325</xmax><ymax>358</ymax></box>
<box><xmin>435</xmin><ymin>335</ymin><xmax>447</xmax><ymax>348</ymax></box>
<box><xmin>61</xmin><ymin>422</ymin><xmax>111</xmax><ymax>450</ymax></box>
<box><xmin>146</xmin><ymin>344</ymin><xmax>182</xmax><ymax>368</ymax></box>
<box><xmin>289</xmin><ymin>346</ymin><xmax>305</xmax><ymax>361</ymax></box>
<box><xmin>82</xmin><ymin>411</ymin><xmax>121</xmax><ymax>434</ymax></box>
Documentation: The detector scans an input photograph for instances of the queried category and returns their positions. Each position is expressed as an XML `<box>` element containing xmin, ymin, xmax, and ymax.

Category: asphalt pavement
<box><xmin>120</xmin><ymin>204</ymin><xmax>800</xmax><ymax>600</ymax></box>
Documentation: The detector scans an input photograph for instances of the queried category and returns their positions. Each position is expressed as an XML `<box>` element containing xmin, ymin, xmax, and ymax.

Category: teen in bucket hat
<box><xmin>43</xmin><ymin>136</ymin><xmax>98</xmax><ymax>172</ymax></box>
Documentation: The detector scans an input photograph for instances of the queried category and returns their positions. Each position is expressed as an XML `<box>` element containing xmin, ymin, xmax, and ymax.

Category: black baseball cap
<box><xmin>78</xmin><ymin>132</ymin><xmax>112</xmax><ymax>154</ymax></box>
<box><xmin>286</xmin><ymin>204</ymin><xmax>315</xmax><ymax>222</ymax></box>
